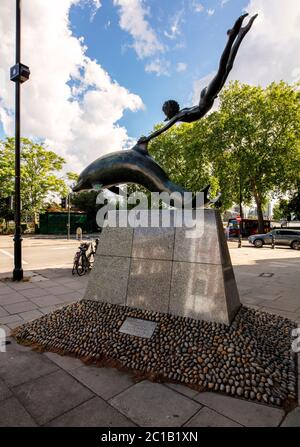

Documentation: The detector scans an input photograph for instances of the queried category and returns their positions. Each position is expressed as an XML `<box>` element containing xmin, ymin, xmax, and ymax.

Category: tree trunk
<box><xmin>251</xmin><ymin>179</ymin><xmax>264</xmax><ymax>233</ymax></box>
<box><xmin>239</xmin><ymin>173</ymin><xmax>244</xmax><ymax>218</ymax></box>
<box><xmin>239</xmin><ymin>200</ymin><xmax>244</xmax><ymax>218</ymax></box>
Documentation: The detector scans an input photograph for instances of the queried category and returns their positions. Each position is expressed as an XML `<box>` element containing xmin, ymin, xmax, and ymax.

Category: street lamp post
<box><xmin>238</xmin><ymin>169</ymin><xmax>243</xmax><ymax>248</ymax></box>
<box><xmin>67</xmin><ymin>193</ymin><xmax>71</xmax><ymax>240</ymax></box>
<box><xmin>10</xmin><ymin>0</ymin><xmax>30</xmax><ymax>281</ymax></box>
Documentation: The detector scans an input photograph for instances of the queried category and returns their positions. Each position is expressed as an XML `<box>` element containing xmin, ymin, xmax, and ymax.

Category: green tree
<box><xmin>149</xmin><ymin>120</ymin><xmax>219</xmax><ymax>198</ymax></box>
<box><xmin>273</xmin><ymin>188</ymin><xmax>300</xmax><ymax>221</ymax></box>
<box><xmin>0</xmin><ymin>198</ymin><xmax>14</xmax><ymax>231</ymax></box>
<box><xmin>203</xmin><ymin>81</ymin><xmax>300</xmax><ymax>231</ymax></box>
<box><xmin>272</xmin><ymin>199</ymin><xmax>291</xmax><ymax>221</ymax></box>
<box><xmin>148</xmin><ymin>81</ymin><xmax>300</xmax><ymax>231</ymax></box>
<box><xmin>288</xmin><ymin>190</ymin><xmax>300</xmax><ymax>219</ymax></box>
<box><xmin>0</xmin><ymin>137</ymin><xmax>69</xmax><ymax>217</ymax></box>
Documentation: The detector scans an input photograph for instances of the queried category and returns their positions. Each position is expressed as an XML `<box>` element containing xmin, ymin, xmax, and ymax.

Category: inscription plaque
<box><xmin>119</xmin><ymin>317</ymin><xmax>157</xmax><ymax>339</ymax></box>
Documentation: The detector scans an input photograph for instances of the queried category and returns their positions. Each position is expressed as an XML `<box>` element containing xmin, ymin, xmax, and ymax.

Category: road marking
<box><xmin>0</xmin><ymin>249</ymin><xmax>28</xmax><ymax>264</ymax></box>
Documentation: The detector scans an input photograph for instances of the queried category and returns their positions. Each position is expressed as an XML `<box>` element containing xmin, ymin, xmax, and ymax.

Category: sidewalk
<box><xmin>1</xmin><ymin>246</ymin><xmax>300</xmax><ymax>427</ymax></box>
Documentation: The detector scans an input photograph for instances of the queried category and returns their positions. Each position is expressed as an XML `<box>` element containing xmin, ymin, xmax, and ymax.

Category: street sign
<box><xmin>236</xmin><ymin>215</ymin><xmax>242</xmax><ymax>223</ymax></box>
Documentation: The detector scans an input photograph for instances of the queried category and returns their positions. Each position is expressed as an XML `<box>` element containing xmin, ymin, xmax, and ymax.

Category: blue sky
<box><xmin>69</xmin><ymin>0</ymin><xmax>249</xmax><ymax>137</ymax></box>
<box><xmin>1</xmin><ymin>0</ymin><xmax>299</xmax><ymax>172</ymax></box>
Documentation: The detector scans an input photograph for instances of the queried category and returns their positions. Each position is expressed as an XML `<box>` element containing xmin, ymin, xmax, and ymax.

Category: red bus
<box><xmin>227</xmin><ymin>218</ymin><xmax>271</xmax><ymax>237</ymax></box>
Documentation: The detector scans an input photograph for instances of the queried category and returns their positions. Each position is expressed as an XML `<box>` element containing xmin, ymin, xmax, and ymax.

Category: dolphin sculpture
<box><xmin>73</xmin><ymin>14</ymin><xmax>257</xmax><ymax>209</ymax></box>
<box><xmin>73</xmin><ymin>143</ymin><xmax>211</xmax><ymax>208</ymax></box>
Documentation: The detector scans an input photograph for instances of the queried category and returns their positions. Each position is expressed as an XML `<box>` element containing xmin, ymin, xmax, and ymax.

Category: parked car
<box><xmin>248</xmin><ymin>229</ymin><xmax>300</xmax><ymax>249</ymax></box>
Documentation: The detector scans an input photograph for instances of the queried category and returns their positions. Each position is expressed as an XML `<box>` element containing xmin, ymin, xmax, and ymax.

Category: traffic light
<box><xmin>61</xmin><ymin>197</ymin><xmax>67</xmax><ymax>209</ymax></box>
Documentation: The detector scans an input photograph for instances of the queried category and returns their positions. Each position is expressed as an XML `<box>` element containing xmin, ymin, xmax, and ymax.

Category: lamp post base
<box><xmin>13</xmin><ymin>231</ymin><xmax>23</xmax><ymax>281</ymax></box>
<box><xmin>13</xmin><ymin>267</ymin><xmax>23</xmax><ymax>281</ymax></box>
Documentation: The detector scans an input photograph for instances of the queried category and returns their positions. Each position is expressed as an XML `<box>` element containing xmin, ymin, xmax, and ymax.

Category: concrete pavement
<box><xmin>0</xmin><ymin>235</ymin><xmax>90</xmax><ymax>273</ymax></box>
<box><xmin>0</xmin><ymin>237</ymin><xmax>300</xmax><ymax>426</ymax></box>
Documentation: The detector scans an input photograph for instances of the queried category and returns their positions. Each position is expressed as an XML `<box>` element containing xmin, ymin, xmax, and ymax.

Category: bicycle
<box><xmin>72</xmin><ymin>238</ymin><xmax>99</xmax><ymax>276</ymax></box>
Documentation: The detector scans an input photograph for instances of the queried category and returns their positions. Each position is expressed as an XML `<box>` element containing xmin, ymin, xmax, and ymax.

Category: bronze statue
<box><xmin>73</xmin><ymin>14</ymin><xmax>257</xmax><ymax>207</ymax></box>
<box><xmin>138</xmin><ymin>13</ymin><xmax>257</xmax><ymax>146</ymax></box>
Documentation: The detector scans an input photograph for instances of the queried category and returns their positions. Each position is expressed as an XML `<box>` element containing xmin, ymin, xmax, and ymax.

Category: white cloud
<box><xmin>113</xmin><ymin>0</ymin><xmax>164</xmax><ymax>59</ymax></box>
<box><xmin>191</xmin><ymin>1</ymin><xmax>204</xmax><ymax>13</ymax></box>
<box><xmin>145</xmin><ymin>58</ymin><xmax>170</xmax><ymax>76</ymax></box>
<box><xmin>220</xmin><ymin>0</ymin><xmax>229</xmax><ymax>7</ymax></box>
<box><xmin>174</xmin><ymin>42</ymin><xmax>186</xmax><ymax>50</ymax></box>
<box><xmin>228</xmin><ymin>0</ymin><xmax>300</xmax><ymax>86</ymax></box>
<box><xmin>176</xmin><ymin>62</ymin><xmax>187</xmax><ymax>72</ymax></box>
<box><xmin>193</xmin><ymin>0</ymin><xmax>300</xmax><ymax>104</ymax></box>
<box><xmin>86</xmin><ymin>0</ymin><xmax>102</xmax><ymax>20</ymax></box>
<box><xmin>207</xmin><ymin>9</ymin><xmax>215</xmax><ymax>16</ymax></box>
<box><xmin>0</xmin><ymin>0</ymin><xmax>143</xmax><ymax>173</ymax></box>
<box><xmin>164</xmin><ymin>9</ymin><xmax>184</xmax><ymax>40</ymax></box>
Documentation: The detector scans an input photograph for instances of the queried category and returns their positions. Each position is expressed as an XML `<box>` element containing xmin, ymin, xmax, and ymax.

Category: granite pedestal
<box><xmin>84</xmin><ymin>209</ymin><xmax>240</xmax><ymax>325</ymax></box>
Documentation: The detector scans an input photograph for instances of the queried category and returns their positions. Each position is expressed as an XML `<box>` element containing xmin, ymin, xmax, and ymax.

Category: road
<box><xmin>1</xmin><ymin>233</ymin><xmax>300</xmax><ymax>275</ymax></box>
<box><xmin>0</xmin><ymin>235</ymin><xmax>91</xmax><ymax>273</ymax></box>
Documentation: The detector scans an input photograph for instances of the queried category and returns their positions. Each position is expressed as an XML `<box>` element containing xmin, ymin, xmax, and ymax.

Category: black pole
<box><xmin>13</xmin><ymin>0</ymin><xmax>23</xmax><ymax>281</ymax></box>
<box><xmin>238</xmin><ymin>170</ymin><xmax>242</xmax><ymax>248</ymax></box>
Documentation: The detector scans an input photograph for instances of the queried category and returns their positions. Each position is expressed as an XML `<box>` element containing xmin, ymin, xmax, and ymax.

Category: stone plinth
<box><xmin>84</xmin><ymin>209</ymin><xmax>240</xmax><ymax>325</ymax></box>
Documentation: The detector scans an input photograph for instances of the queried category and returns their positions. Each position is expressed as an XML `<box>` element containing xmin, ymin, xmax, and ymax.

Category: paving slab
<box><xmin>0</xmin><ymin>314</ymin><xmax>24</xmax><ymax>325</ymax></box>
<box><xmin>184</xmin><ymin>407</ymin><xmax>242</xmax><ymax>427</ymax></box>
<box><xmin>109</xmin><ymin>380</ymin><xmax>201</xmax><ymax>427</ymax></box>
<box><xmin>0</xmin><ymin>378</ymin><xmax>12</xmax><ymax>402</ymax></box>
<box><xmin>3</xmin><ymin>300</ymin><xmax>38</xmax><ymax>315</ymax></box>
<box><xmin>39</xmin><ymin>285</ymin><xmax>74</xmax><ymax>296</ymax></box>
<box><xmin>62</xmin><ymin>281</ymin><xmax>87</xmax><ymax>292</ymax></box>
<box><xmin>0</xmin><ymin>293</ymin><xmax>28</xmax><ymax>306</ymax></box>
<box><xmin>39</xmin><ymin>305</ymin><xmax>62</xmax><ymax>314</ymax></box>
<box><xmin>44</xmin><ymin>351</ymin><xmax>83</xmax><ymax>371</ymax></box>
<box><xmin>13</xmin><ymin>369</ymin><xmax>94</xmax><ymax>425</ymax></box>
<box><xmin>6</xmin><ymin>281</ymin><xmax>37</xmax><ymax>291</ymax></box>
<box><xmin>194</xmin><ymin>392</ymin><xmax>284</xmax><ymax>427</ymax></box>
<box><xmin>17</xmin><ymin>309</ymin><xmax>44</xmax><ymax>322</ymax></box>
<box><xmin>46</xmin><ymin>397</ymin><xmax>136</xmax><ymax>427</ymax></box>
<box><xmin>0</xmin><ymin>285</ymin><xmax>14</xmax><ymax>295</ymax></box>
<box><xmin>7</xmin><ymin>320</ymin><xmax>25</xmax><ymax>330</ymax></box>
<box><xmin>281</xmin><ymin>407</ymin><xmax>300</xmax><ymax>427</ymax></box>
<box><xmin>52</xmin><ymin>276</ymin><xmax>86</xmax><ymax>285</ymax></box>
<box><xmin>55</xmin><ymin>291</ymin><xmax>83</xmax><ymax>303</ymax></box>
<box><xmin>0</xmin><ymin>397</ymin><xmax>37</xmax><ymax>427</ymax></box>
<box><xmin>37</xmin><ymin>279</ymin><xmax>65</xmax><ymax>289</ymax></box>
<box><xmin>260</xmin><ymin>298</ymin><xmax>300</xmax><ymax>312</ymax></box>
<box><xmin>0</xmin><ymin>306</ymin><xmax>9</xmax><ymax>317</ymax></box>
<box><xmin>0</xmin><ymin>349</ymin><xmax>58</xmax><ymax>387</ymax></box>
<box><xmin>165</xmin><ymin>383</ymin><xmax>200</xmax><ymax>399</ymax></box>
<box><xmin>70</xmin><ymin>365</ymin><xmax>135</xmax><ymax>400</ymax></box>
<box><xmin>19</xmin><ymin>287</ymin><xmax>50</xmax><ymax>299</ymax></box>
<box><xmin>30</xmin><ymin>294</ymin><xmax>66</xmax><ymax>307</ymax></box>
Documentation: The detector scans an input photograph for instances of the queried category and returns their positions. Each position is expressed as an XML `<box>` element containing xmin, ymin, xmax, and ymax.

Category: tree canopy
<box><xmin>0</xmin><ymin>137</ymin><xmax>69</xmax><ymax>217</ymax></box>
<box><xmin>149</xmin><ymin>81</ymin><xmax>300</xmax><ymax>231</ymax></box>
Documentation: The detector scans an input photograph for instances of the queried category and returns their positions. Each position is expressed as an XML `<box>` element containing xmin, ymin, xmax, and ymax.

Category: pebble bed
<box><xmin>13</xmin><ymin>300</ymin><xmax>297</xmax><ymax>408</ymax></box>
